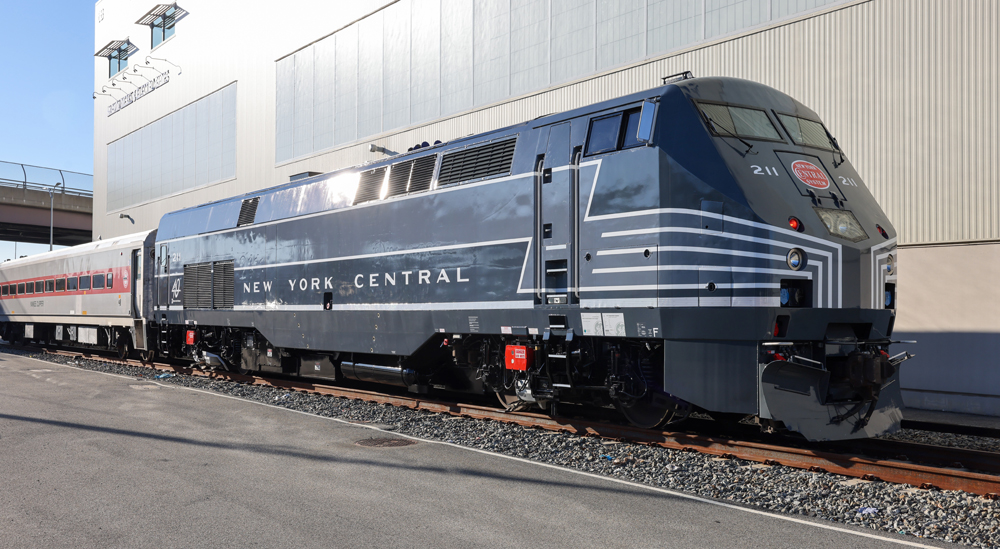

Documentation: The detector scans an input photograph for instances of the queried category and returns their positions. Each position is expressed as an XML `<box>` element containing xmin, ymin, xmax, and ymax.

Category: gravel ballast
<box><xmin>5</xmin><ymin>346</ymin><xmax>1000</xmax><ymax>547</ymax></box>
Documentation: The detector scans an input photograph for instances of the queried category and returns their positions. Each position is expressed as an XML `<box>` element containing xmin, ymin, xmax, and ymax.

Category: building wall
<box><xmin>93</xmin><ymin>0</ymin><xmax>1000</xmax><ymax>414</ymax></box>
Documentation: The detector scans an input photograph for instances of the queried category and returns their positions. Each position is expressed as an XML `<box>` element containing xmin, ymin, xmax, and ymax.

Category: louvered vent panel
<box><xmin>353</xmin><ymin>167</ymin><xmax>387</xmax><ymax>204</ymax></box>
<box><xmin>437</xmin><ymin>138</ymin><xmax>516</xmax><ymax>187</ymax></box>
<box><xmin>408</xmin><ymin>155</ymin><xmax>437</xmax><ymax>193</ymax></box>
<box><xmin>385</xmin><ymin>161</ymin><xmax>413</xmax><ymax>198</ymax></box>
<box><xmin>237</xmin><ymin>197</ymin><xmax>260</xmax><ymax>227</ymax></box>
<box><xmin>183</xmin><ymin>263</ymin><xmax>213</xmax><ymax>309</ymax></box>
<box><xmin>212</xmin><ymin>260</ymin><xmax>234</xmax><ymax>309</ymax></box>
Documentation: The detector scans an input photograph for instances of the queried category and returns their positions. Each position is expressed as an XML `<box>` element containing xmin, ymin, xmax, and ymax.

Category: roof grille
<box><xmin>183</xmin><ymin>263</ymin><xmax>213</xmax><ymax>309</ymax></box>
<box><xmin>212</xmin><ymin>261</ymin><xmax>234</xmax><ymax>309</ymax></box>
<box><xmin>408</xmin><ymin>155</ymin><xmax>437</xmax><ymax>193</ymax></box>
<box><xmin>237</xmin><ymin>197</ymin><xmax>260</xmax><ymax>227</ymax></box>
<box><xmin>353</xmin><ymin>167</ymin><xmax>387</xmax><ymax>205</ymax></box>
<box><xmin>385</xmin><ymin>161</ymin><xmax>413</xmax><ymax>198</ymax></box>
<box><xmin>437</xmin><ymin>138</ymin><xmax>516</xmax><ymax>187</ymax></box>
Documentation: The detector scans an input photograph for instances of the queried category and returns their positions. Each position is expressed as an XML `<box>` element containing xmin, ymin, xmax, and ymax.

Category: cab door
<box><xmin>535</xmin><ymin>122</ymin><xmax>579</xmax><ymax>306</ymax></box>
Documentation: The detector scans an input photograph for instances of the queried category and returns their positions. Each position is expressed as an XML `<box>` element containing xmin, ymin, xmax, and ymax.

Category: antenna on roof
<box><xmin>662</xmin><ymin>71</ymin><xmax>694</xmax><ymax>85</ymax></box>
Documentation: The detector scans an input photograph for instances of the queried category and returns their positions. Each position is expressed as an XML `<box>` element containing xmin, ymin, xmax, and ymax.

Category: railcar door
<box><xmin>130</xmin><ymin>248</ymin><xmax>147</xmax><ymax>350</ymax></box>
<box><xmin>535</xmin><ymin>122</ymin><xmax>579</xmax><ymax>306</ymax></box>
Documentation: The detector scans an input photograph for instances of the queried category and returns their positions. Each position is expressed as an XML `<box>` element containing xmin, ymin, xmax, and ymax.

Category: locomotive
<box><xmin>0</xmin><ymin>75</ymin><xmax>910</xmax><ymax>441</ymax></box>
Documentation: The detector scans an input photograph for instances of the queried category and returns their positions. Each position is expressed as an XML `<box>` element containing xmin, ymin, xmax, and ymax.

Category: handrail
<box><xmin>0</xmin><ymin>160</ymin><xmax>92</xmax><ymax>197</ymax></box>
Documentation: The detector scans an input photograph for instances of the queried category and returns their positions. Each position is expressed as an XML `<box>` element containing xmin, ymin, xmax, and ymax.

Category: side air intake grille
<box><xmin>437</xmin><ymin>138</ymin><xmax>516</xmax><ymax>187</ymax></box>
<box><xmin>212</xmin><ymin>261</ymin><xmax>234</xmax><ymax>309</ymax></box>
<box><xmin>408</xmin><ymin>155</ymin><xmax>437</xmax><ymax>193</ymax></box>
<box><xmin>353</xmin><ymin>167</ymin><xmax>387</xmax><ymax>204</ymax></box>
<box><xmin>386</xmin><ymin>161</ymin><xmax>413</xmax><ymax>198</ymax></box>
<box><xmin>237</xmin><ymin>197</ymin><xmax>260</xmax><ymax>227</ymax></box>
<box><xmin>183</xmin><ymin>263</ymin><xmax>213</xmax><ymax>309</ymax></box>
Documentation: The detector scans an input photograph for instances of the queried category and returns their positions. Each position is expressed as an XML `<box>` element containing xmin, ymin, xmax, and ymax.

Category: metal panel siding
<box><xmin>95</xmin><ymin>0</ymin><xmax>1000</xmax><ymax>249</ymax></box>
<box><xmin>275</xmin><ymin>56</ymin><xmax>294</xmax><ymax>162</ymax></box>
<box><xmin>335</xmin><ymin>25</ymin><xmax>359</xmax><ymax>146</ymax></box>
<box><xmin>441</xmin><ymin>0</ymin><xmax>475</xmax><ymax>115</ymax></box>
<box><xmin>313</xmin><ymin>38</ymin><xmax>336</xmax><ymax>151</ymax></box>
<box><xmin>550</xmin><ymin>0</ymin><xmax>595</xmax><ymax>84</ymax></box>
<box><xmin>474</xmin><ymin>0</ymin><xmax>511</xmax><ymax>107</ymax></box>
<box><xmin>292</xmin><ymin>50</ymin><xmax>314</xmax><ymax>159</ymax></box>
<box><xmin>410</xmin><ymin>0</ymin><xmax>441</xmax><ymax>124</ymax></box>
<box><xmin>596</xmin><ymin>0</ymin><xmax>645</xmax><ymax>71</ymax></box>
<box><xmin>358</xmin><ymin>12</ymin><xmax>384</xmax><ymax>139</ymax></box>
<box><xmin>382</xmin><ymin>0</ymin><xmax>411</xmax><ymax>131</ymax></box>
<box><xmin>648</xmin><ymin>0</ymin><xmax>704</xmax><ymax>56</ymax></box>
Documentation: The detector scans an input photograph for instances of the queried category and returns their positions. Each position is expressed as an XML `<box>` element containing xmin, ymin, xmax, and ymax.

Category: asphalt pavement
<box><xmin>0</xmin><ymin>352</ymin><xmax>942</xmax><ymax>548</ymax></box>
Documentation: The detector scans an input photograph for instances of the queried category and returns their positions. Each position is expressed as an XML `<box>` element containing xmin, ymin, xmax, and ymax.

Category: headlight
<box><xmin>786</xmin><ymin>248</ymin><xmax>807</xmax><ymax>271</ymax></box>
<box><xmin>885</xmin><ymin>254</ymin><xmax>895</xmax><ymax>274</ymax></box>
<box><xmin>814</xmin><ymin>207</ymin><xmax>868</xmax><ymax>242</ymax></box>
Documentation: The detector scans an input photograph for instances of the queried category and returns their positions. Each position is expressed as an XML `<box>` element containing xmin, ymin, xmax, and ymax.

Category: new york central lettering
<box><xmin>242</xmin><ymin>268</ymin><xmax>470</xmax><ymax>294</ymax></box>
<box><xmin>352</xmin><ymin>268</ymin><xmax>469</xmax><ymax>288</ymax></box>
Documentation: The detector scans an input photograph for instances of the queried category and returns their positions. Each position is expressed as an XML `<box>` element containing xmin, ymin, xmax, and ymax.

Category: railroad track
<box><xmin>22</xmin><ymin>345</ymin><xmax>1000</xmax><ymax>498</ymax></box>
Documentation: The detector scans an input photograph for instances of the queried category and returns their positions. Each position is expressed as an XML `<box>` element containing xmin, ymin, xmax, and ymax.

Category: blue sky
<box><xmin>0</xmin><ymin>1</ymin><xmax>95</xmax><ymax>261</ymax></box>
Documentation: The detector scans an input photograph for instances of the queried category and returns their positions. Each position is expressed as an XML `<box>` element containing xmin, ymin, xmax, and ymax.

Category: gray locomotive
<box><xmin>1</xmin><ymin>75</ymin><xmax>910</xmax><ymax>441</ymax></box>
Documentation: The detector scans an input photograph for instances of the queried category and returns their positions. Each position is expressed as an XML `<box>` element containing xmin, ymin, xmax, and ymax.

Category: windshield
<box><xmin>698</xmin><ymin>103</ymin><xmax>782</xmax><ymax>141</ymax></box>
<box><xmin>777</xmin><ymin>114</ymin><xmax>836</xmax><ymax>150</ymax></box>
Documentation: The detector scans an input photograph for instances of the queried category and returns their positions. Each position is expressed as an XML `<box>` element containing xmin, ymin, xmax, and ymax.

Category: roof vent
<box><xmin>237</xmin><ymin>197</ymin><xmax>260</xmax><ymax>227</ymax></box>
<box><xmin>353</xmin><ymin>167</ymin><xmax>387</xmax><ymax>205</ymax></box>
<box><xmin>437</xmin><ymin>138</ymin><xmax>516</xmax><ymax>187</ymax></box>
<box><xmin>408</xmin><ymin>155</ymin><xmax>437</xmax><ymax>193</ymax></box>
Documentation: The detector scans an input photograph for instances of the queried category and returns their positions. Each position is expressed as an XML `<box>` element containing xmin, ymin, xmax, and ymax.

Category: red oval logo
<box><xmin>791</xmin><ymin>160</ymin><xmax>830</xmax><ymax>189</ymax></box>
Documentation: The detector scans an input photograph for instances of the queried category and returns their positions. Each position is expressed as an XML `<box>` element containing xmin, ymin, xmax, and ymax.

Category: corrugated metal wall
<box><xmin>95</xmin><ymin>0</ymin><xmax>1000</xmax><ymax>247</ymax></box>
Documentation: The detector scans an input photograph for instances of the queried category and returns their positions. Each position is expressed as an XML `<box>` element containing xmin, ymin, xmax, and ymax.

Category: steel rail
<box><xmin>36</xmin><ymin>347</ymin><xmax>1000</xmax><ymax>498</ymax></box>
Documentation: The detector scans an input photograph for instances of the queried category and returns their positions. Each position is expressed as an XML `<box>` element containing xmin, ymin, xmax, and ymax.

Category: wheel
<box><xmin>615</xmin><ymin>392</ymin><xmax>678</xmax><ymax>430</ymax></box>
<box><xmin>116</xmin><ymin>335</ymin><xmax>133</xmax><ymax>360</ymax></box>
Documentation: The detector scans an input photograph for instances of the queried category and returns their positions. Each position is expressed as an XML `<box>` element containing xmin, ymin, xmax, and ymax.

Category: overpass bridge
<box><xmin>0</xmin><ymin>161</ymin><xmax>92</xmax><ymax>246</ymax></box>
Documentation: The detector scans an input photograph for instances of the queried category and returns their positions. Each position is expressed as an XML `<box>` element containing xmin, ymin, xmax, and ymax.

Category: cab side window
<box><xmin>107</xmin><ymin>273</ymin><xmax>114</xmax><ymax>289</ymax></box>
<box><xmin>584</xmin><ymin>108</ymin><xmax>645</xmax><ymax>156</ymax></box>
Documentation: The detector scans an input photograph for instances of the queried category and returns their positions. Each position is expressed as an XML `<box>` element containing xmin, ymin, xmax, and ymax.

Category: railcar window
<box><xmin>699</xmin><ymin>103</ymin><xmax>782</xmax><ymax>141</ymax></box>
<box><xmin>45</xmin><ymin>280</ymin><xmax>54</xmax><ymax>293</ymax></box>
<box><xmin>56</xmin><ymin>278</ymin><xmax>65</xmax><ymax>292</ymax></box>
<box><xmin>68</xmin><ymin>277</ymin><xmax>78</xmax><ymax>291</ymax></box>
<box><xmin>585</xmin><ymin>113</ymin><xmax>623</xmax><ymax>156</ymax></box>
<box><xmin>107</xmin><ymin>273</ymin><xmax>114</xmax><ymax>289</ymax></box>
<box><xmin>35</xmin><ymin>281</ymin><xmax>42</xmax><ymax>293</ymax></box>
<box><xmin>1</xmin><ymin>285</ymin><xmax>7</xmax><ymax>296</ymax></box>
<box><xmin>79</xmin><ymin>276</ymin><xmax>90</xmax><ymax>291</ymax></box>
<box><xmin>777</xmin><ymin>114</ymin><xmax>836</xmax><ymax>150</ymax></box>
<box><xmin>25</xmin><ymin>282</ymin><xmax>33</xmax><ymax>295</ymax></box>
<box><xmin>92</xmin><ymin>274</ymin><xmax>105</xmax><ymax>290</ymax></box>
<box><xmin>620</xmin><ymin>109</ymin><xmax>644</xmax><ymax>149</ymax></box>
<box><xmin>17</xmin><ymin>283</ymin><xmax>25</xmax><ymax>294</ymax></box>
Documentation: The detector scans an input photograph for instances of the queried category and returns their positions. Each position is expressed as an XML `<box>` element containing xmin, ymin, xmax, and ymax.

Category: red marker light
<box><xmin>876</xmin><ymin>224</ymin><xmax>889</xmax><ymax>239</ymax></box>
<box><xmin>788</xmin><ymin>217</ymin><xmax>802</xmax><ymax>232</ymax></box>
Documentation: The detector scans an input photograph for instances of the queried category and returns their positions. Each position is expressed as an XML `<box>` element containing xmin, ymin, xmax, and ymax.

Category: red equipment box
<box><xmin>505</xmin><ymin>345</ymin><xmax>533</xmax><ymax>371</ymax></box>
